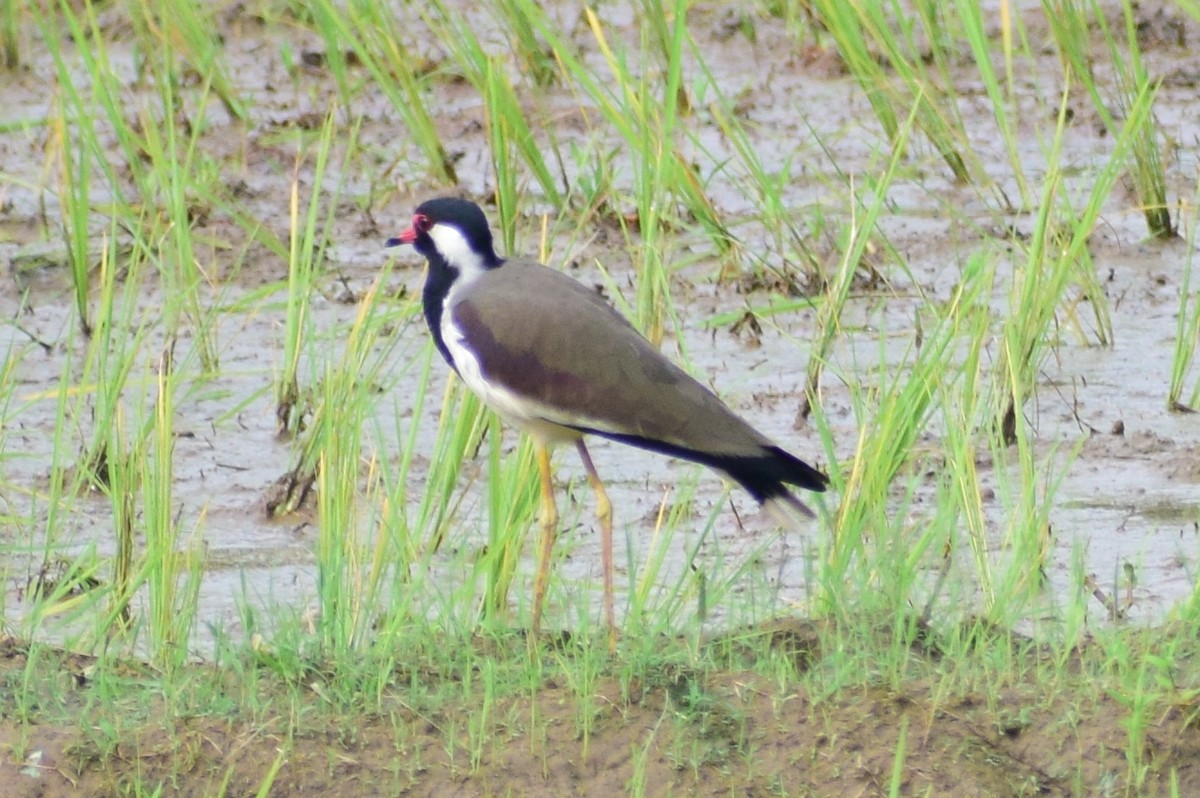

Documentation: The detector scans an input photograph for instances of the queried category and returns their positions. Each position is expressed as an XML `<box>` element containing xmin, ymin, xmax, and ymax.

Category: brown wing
<box><xmin>449</xmin><ymin>259</ymin><xmax>775</xmax><ymax>459</ymax></box>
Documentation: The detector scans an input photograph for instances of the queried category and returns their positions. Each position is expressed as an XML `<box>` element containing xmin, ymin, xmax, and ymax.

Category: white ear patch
<box><xmin>428</xmin><ymin>224</ymin><xmax>489</xmax><ymax>286</ymax></box>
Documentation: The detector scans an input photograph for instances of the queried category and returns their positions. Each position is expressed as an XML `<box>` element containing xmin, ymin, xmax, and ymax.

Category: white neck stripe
<box><xmin>429</xmin><ymin>224</ymin><xmax>489</xmax><ymax>287</ymax></box>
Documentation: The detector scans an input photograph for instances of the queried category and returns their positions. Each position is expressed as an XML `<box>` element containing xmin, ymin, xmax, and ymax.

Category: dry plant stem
<box><xmin>1083</xmin><ymin>574</ymin><xmax>1124</xmax><ymax>621</ymax></box>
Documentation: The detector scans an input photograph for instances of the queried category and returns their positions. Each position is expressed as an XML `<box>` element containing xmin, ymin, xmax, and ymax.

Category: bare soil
<box><xmin>4</xmin><ymin>624</ymin><xmax>1200</xmax><ymax>798</ymax></box>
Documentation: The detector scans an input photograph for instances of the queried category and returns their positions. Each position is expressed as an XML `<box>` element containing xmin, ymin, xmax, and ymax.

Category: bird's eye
<box><xmin>413</xmin><ymin>214</ymin><xmax>432</xmax><ymax>235</ymax></box>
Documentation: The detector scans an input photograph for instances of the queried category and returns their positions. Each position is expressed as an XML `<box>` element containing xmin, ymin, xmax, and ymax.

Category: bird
<box><xmin>387</xmin><ymin>196</ymin><xmax>828</xmax><ymax>642</ymax></box>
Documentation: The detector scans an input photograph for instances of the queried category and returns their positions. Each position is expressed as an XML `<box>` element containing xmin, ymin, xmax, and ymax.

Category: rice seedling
<box><xmin>103</xmin><ymin>414</ymin><xmax>137</xmax><ymax>635</ymax></box>
<box><xmin>409</xmin><ymin>7</ymin><xmax>563</xmax><ymax>222</ymax></box>
<box><xmin>0</xmin><ymin>0</ymin><xmax>18</xmax><ymax>68</ymax></box>
<box><xmin>576</xmin><ymin>6</ymin><xmax>682</xmax><ymax>341</ymax></box>
<box><xmin>125</xmin><ymin>0</ymin><xmax>247</xmax><ymax>123</ymax></box>
<box><xmin>75</xmin><ymin>235</ymin><xmax>148</xmax><ymax>493</ymax></box>
<box><xmin>1168</xmin><ymin>203</ymin><xmax>1200</xmax><ymax>411</ymax></box>
<box><xmin>799</xmin><ymin>109</ymin><xmax>912</xmax><ymax>422</ymax></box>
<box><xmin>690</xmin><ymin>80</ymin><xmax>815</xmax><ymax>285</ymax></box>
<box><xmin>627</xmin><ymin>713</ymin><xmax>661</xmax><ymax>798</ymax></box>
<box><xmin>888</xmin><ymin>716</ymin><xmax>908</xmax><ymax>798</ymax></box>
<box><xmin>823</xmin><ymin>286</ymin><xmax>970</xmax><ymax>614</ymax></box>
<box><xmin>478</xmin><ymin>420</ymin><xmax>539</xmax><ymax>627</ymax></box>
<box><xmin>527</xmin><ymin>0</ymin><xmax>732</xmax><ymax>273</ymax></box>
<box><xmin>622</xmin><ymin>476</ymin><xmax>712</xmax><ymax>637</ymax></box>
<box><xmin>36</xmin><ymin>28</ymin><xmax>115</xmax><ymax>337</ymax></box>
<box><xmin>937</xmin><ymin>260</ymin><xmax>996</xmax><ymax>611</ymax></box>
<box><xmin>1101</xmin><ymin>4</ymin><xmax>1172</xmax><ymax>239</ymax></box>
<box><xmin>560</xmin><ymin>139</ymin><xmax>619</xmax><ymax>225</ymax></box>
<box><xmin>484</xmin><ymin>58</ymin><xmax>537</xmax><ymax>224</ymax></box>
<box><xmin>466</xmin><ymin>657</ymin><xmax>498</xmax><ymax>773</ymax></box>
<box><xmin>1043</xmin><ymin>0</ymin><xmax>1173</xmax><ymax>238</ymax></box>
<box><xmin>281</xmin><ymin>270</ymin><xmax>416</xmax><ymax>651</ymax></box>
<box><xmin>135</xmin><ymin>51</ymin><xmax>224</xmax><ymax>373</ymax></box>
<box><xmin>423</xmin><ymin>394</ymin><xmax>492</xmax><ymax>567</ymax></box>
<box><xmin>995</xmin><ymin>79</ymin><xmax>1149</xmax><ymax>443</ymax></box>
<box><xmin>47</xmin><ymin>97</ymin><xmax>94</xmax><ymax>337</ymax></box>
<box><xmin>482</xmin><ymin>55</ymin><xmax>563</xmax><ymax>211</ymax></box>
<box><xmin>312</xmin><ymin>341</ymin><xmax>374</xmax><ymax>652</ymax></box>
<box><xmin>490</xmin><ymin>0</ymin><xmax>556</xmax><ymax>87</ymax></box>
<box><xmin>304</xmin><ymin>0</ymin><xmax>457</xmax><ymax>184</ymax></box>
<box><xmin>303</xmin><ymin>2</ymin><xmax>358</xmax><ymax>120</ymax></box>
<box><xmin>140</xmin><ymin>345</ymin><xmax>203</xmax><ymax>670</ymax></box>
<box><xmin>9</xmin><ymin>338</ymin><xmax>93</xmax><ymax>642</ymax></box>
<box><xmin>252</xmin><ymin>746</ymin><xmax>289</xmax><ymax>798</ymax></box>
<box><xmin>37</xmin><ymin>1</ymin><xmax>153</xmax><ymax>225</ymax></box>
<box><xmin>953</xmin><ymin>0</ymin><xmax>1032</xmax><ymax>207</ymax></box>
<box><xmin>0</xmin><ymin>344</ymin><xmax>22</xmax><ymax>531</ymax></box>
<box><xmin>277</xmin><ymin>109</ymin><xmax>351</xmax><ymax>437</ymax></box>
<box><xmin>990</xmin><ymin>427</ymin><xmax>1083</xmax><ymax>621</ymax></box>
<box><xmin>808</xmin><ymin>0</ymin><xmax>975</xmax><ymax>183</ymax></box>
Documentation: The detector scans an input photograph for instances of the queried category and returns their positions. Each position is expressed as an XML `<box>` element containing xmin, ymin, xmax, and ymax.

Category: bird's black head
<box><xmin>386</xmin><ymin>197</ymin><xmax>502</xmax><ymax>272</ymax></box>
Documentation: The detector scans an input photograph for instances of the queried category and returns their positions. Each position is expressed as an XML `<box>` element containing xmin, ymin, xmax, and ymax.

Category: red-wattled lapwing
<box><xmin>387</xmin><ymin>197</ymin><xmax>828</xmax><ymax>642</ymax></box>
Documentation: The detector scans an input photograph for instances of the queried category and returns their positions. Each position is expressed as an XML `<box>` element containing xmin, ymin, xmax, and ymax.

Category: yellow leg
<box><xmin>530</xmin><ymin>441</ymin><xmax>557</xmax><ymax>639</ymax></box>
<box><xmin>575</xmin><ymin>440</ymin><xmax>615</xmax><ymax>648</ymax></box>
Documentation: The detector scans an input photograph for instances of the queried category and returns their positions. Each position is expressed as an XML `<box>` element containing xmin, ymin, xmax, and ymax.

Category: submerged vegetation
<box><xmin>1</xmin><ymin>0</ymin><xmax>1200</xmax><ymax>794</ymax></box>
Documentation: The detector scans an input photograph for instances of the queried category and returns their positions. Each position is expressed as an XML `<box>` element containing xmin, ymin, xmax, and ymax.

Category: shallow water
<box><xmin>2</xmin><ymin>1</ymin><xmax>1199</xmax><ymax>654</ymax></box>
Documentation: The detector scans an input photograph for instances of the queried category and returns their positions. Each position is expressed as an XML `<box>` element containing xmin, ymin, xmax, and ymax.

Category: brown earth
<box><xmin>3</xmin><ymin>624</ymin><xmax>1200</xmax><ymax>797</ymax></box>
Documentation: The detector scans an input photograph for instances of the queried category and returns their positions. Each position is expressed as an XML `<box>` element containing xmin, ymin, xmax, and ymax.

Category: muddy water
<box><xmin>2</xmin><ymin>3</ymin><xmax>1199</xmax><ymax>654</ymax></box>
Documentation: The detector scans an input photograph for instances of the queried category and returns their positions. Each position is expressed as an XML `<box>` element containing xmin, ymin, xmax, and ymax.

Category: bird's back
<box><xmin>448</xmin><ymin>259</ymin><xmax>776</xmax><ymax>459</ymax></box>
